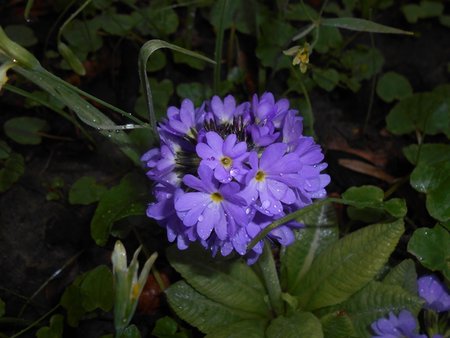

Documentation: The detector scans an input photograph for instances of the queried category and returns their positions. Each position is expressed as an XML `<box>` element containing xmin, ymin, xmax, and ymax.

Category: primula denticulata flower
<box><xmin>371</xmin><ymin>310</ymin><xmax>427</xmax><ymax>338</ymax></box>
<box><xmin>142</xmin><ymin>92</ymin><xmax>330</xmax><ymax>264</ymax></box>
<box><xmin>111</xmin><ymin>241</ymin><xmax>158</xmax><ymax>334</ymax></box>
<box><xmin>417</xmin><ymin>274</ymin><xmax>450</xmax><ymax>313</ymax></box>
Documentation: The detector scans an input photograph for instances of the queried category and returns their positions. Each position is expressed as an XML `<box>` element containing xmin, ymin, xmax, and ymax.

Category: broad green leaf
<box><xmin>91</xmin><ymin>173</ymin><xmax>147</xmax><ymax>246</ymax></box>
<box><xmin>333</xmin><ymin>281</ymin><xmax>423</xmax><ymax>338</ymax></box>
<box><xmin>266</xmin><ymin>312</ymin><xmax>323</xmax><ymax>338</ymax></box>
<box><xmin>386</xmin><ymin>92</ymin><xmax>450</xmax><ymax>137</ymax></box>
<box><xmin>62</xmin><ymin>19</ymin><xmax>103</xmax><ymax>54</ymax></box>
<box><xmin>383</xmin><ymin>198</ymin><xmax>407</xmax><ymax>218</ymax></box>
<box><xmin>403</xmin><ymin>143</ymin><xmax>450</xmax><ymax>166</ymax></box>
<box><xmin>166</xmin><ymin>245</ymin><xmax>269</xmax><ymax>317</ymax></box>
<box><xmin>341</xmin><ymin>46</ymin><xmax>384</xmax><ymax>81</ymax></box>
<box><xmin>342</xmin><ymin>185</ymin><xmax>384</xmax><ymax>206</ymax></box>
<box><xmin>0</xmin><ymin>140</ymin><xmax>11</xmax><ymax>160</ymax></box>
<box><xmin>0</xmin><ymin>297</ymin><xmax>4</xmax><ymax>317</ymax></box>
<box><xmin>80</xmin><ymin>265</ymin><xmax>114</xmax><ymax>312</ymax></box>
<box><xmin>152</xmin><ymin>316</ymin><xmax>188</xmax><ymax>338</ymax></box>
<box><xmin>209</xmin><ymin>319</ymin><xmax>267</xmax><ymax>338</ymax></box>
<box><xmin>60</xmin><ymin>285</ymin><xmax>85</xmax><ymax>327</ymax></box>
<box><xmin>96</xmin><ymin>12</ymin><xmax>136</xmax><ymax>36</ymax></box>
<box><xmin>322</xmin><ymin>17</ymin><xmax>412</xmax><ymax>35</ymax></box>
<box><xmin>0</xmin><ymin>151</ymin><xmax>24</xmax><ymax>192</ymax></box>
<box><xmin>135</xmin><ymin>6</ymin><xmax>179</xmax><ymax>36</ymax></box>
<box><xmin>36</xmin><ymin>314</ymin><xmax>64</xmax><ymax>338</ymax></box>
<box><xmin>118</xmin><ymin>325</ymin><xmax>141</xmax><ymax>338</ymax></box>
<box><xmin>410</xmin><ymin>161</ymin><xmax>450</xmax><ymax>221</ymax></box>
<box><xmin>69</xmin><ymin>176</ymin><xmax>107</xmax><ymax>205</ymax></box>
<box><xmin>4</xmin><ymin>116</ymin><xmax>49</xmax><ymax>145</ymax></box>
<box><xmin>312</xmin><ymin>68</ymin><xmax>339</xmax><ymax>92</ymax></box>
<box><xmin>146</xmin><ymin>49</ymin><xmax>166</xmax><ymax>72</ymax></box>
<box><xmin>4</xmin><ymin>25</ymin><xmax>37</xmax><ymax>47</ymax></box>
<box><xmin>176</xmin><ymin>82</ymin><xmax>213</xmax><ymax>107</ymax></box>
<box><xmin>281</xmin><ymin>203</ymin><xmax>338</xmax><ymax>292</ymax></box>
<box><xmin>210</xmin><ymin>0</ymin><xmax>257</xmax><ymax>35</ymax></box>
<box><xmin>376</xmin><ymin>72</ymin><xmax>413</xmax><ymax>103</ymax></box>
<box><xmin>58</xmin><ymin>42</ymin><xmax>86</xmax><ymax>76</ymax></box>
<box><xmin>402</xmin><ymin>1</ymin><xmax>444</xmax><ymax>23</ymax></box>
<box><xmin>173</xmin><ymin>50</ymin><xmax>206</xmax><ymax>70</ymax></box>
<box><xmin>294</xmin><ymin>220</ymin><xmax>404</xmax><ymax>310</ymax></box>
<box><xmin>285</xmin><ymin>3</ymin><xmax>319</xmax><ymax>21</ymax></box>
<box><xmin>315</xmin><ymin>26</ymin><xmax>343</xmax><ymax>54</ymax></box>
<box><xmin>382</xmin><ymin>259</ymin><xmax>417</xmax><ymax>295</ymax></box>
<box><xmin>408</xmin><ymin>225</ymin><xmax>450</xmax><ymax>279</ymax></box>
<box><xmin>165</xmin><ymin>281</ymin><xmax>255</xmax><ymax>334</ymax></box>
<box><xmin>320</xmin><ymin>312</ymin><xmax>355</xmax><ymax>338</ymax></box>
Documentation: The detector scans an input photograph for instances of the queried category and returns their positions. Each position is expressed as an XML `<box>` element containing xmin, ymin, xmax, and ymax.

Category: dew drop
<box><xmin>198</xmin><ymin>215</ymin><xmax>204</xmax><ymax>222</ymax></box>
<box><xmin>262</xmin><ymin>200</ymin><xmax>270</xmax><ymax>209</ymax></box>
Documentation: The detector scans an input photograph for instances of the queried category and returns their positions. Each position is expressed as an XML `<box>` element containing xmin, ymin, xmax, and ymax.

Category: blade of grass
<box><xmin>213</xmin><ymin>0</ymin><xmax>229</xmax><ymax>93</ymax></box>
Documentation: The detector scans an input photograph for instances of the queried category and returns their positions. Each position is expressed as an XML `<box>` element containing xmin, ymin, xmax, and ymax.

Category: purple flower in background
<box><xmin>371</xmin><ymin>310</ymin><xmax>426</xmax><ymax>338</ymax></box>
<box><xmin>417</xmin><ymin>275</ymin><xmax>450</xmax><ymax>313</ymax></box>
<box><xmin>142</xmin><ymin>92</ymin><xmax>330</xmax><ymax>263</ymax></box>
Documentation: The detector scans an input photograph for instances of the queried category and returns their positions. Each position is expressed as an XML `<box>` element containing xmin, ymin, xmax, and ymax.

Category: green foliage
<box><xmin>3</xmin><ymin>116</ymin><xmax>49</xmax><ymax>145</ymax></box>
<box><xmin>382</xmin><ymin>259</ymin><xmax>418</xmax><ymax>295</ymax></box>
<box><xmin>320</xmin><ymin>311</ymin><xmax>356</xmax><ymax>338</ymax></box>
<box><xmin>402</xmin><ymin>1</ymin><xmax>444</xmax><ymax>23</ymax></box>
<box><xmin>403</xmin><ymin>143</ymin><xmax>450</xmax><ymax>166</ymax></box>
<box><xmin>4</xmin><ymin>25</ymin><xmax>37</xmax><ymax>47</ymax></box>
<box><xmin>36</xmin><ymin>314</ymin><xmax>64</xmax><ymax>338</ymax></box>
<box><xmin>266</xmin><ymin>312</ymin><xmax>323</xmax><ymax>338</ymax></box>
<box><xmin>408</xmin><ymin>224</ymin><xmax>450</xmax><ymax>279</ymax></box>
<box><xmin>292</xmin><ymin>220</ymin><xmax>404</xmax><ymax>310</ymax></box>
<box><xmin>321</xmin><ymin>17</ymin><xmax>412</xmax><ymax>35</ymax></box>
<box><xmin>312</xmin><ymin>68</ymin><xmax>339</xmax><ymax>92</ymax></box>
<box><xmin>376</xmin><ymin>72</ymin><xmax>413</xmax><ymax>103</ymax></box>
<box><xmin>152</xmin><ymin>316</ymin><xmax>189</xmax><ymax>338</ymax></box>
<box><xmin>0</xmin><ymin>151</ymin><xmax>24</xmax><ymax>192</ymax></box>
<box><xmin>61</xmin><ymin>265</ymin><xmax>114</xmax><ymax>326</ymax></box>
<box><xmin>117</xmin><ymin>325</ymin><xmax>142</xmax><ymax>338</ymax></box>
<box><xmin>176</xmin><ymin>82</ymin><xmax>213</xmax><ymax>107</ymax></box>
<box><xmin>69</xmin><ymin>176</ymin><xmax>107</xmax><ymax>205</ymax></box>
<box><xmin>57</xmin><ymin>42</ymin><xmax>86</xmax><ymax>76</ymax></box>
<box><xmin>91</xmin><ymin>173</ymin><xmax>147</xmax><ymax>246</ymax></box>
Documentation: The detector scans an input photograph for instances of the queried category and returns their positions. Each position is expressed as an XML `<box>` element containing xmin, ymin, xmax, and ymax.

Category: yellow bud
<box><xmin>292</xmin><ymin>42</ymin><xmax>310</xmax><ymax>74</ymax></box>
<box><xmin>0</xmin><ymin>61</ymin><xmax>14</xmax><ymax>91</ymax></box>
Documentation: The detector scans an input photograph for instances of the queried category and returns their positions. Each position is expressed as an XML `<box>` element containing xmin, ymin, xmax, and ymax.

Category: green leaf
<box><xmin>403</xmin><ymin>143</ymin><xmax>450</xmax><ymax>166</ymax></box>
<box><xmin>334</xmin><ymin>281</ymin><xmax>423</xmax><ymax>338</ymax></box>
<box><xmin>281</xmin><ymin>203</ymin><xmax>338</xmax><ymax>293</ymax></box>
<box><xmin>58</xmin><ymin>42</ymin><xmax>86</xmax><ymax>76</ymax></box>
<box><xmin>208</xmin><ymin>319</ymin><xmax>267</xmax><ymax>338</ymax></box>
<box><xmin>91</xmin><ymin>173</ymin><xmax>147</xmax><ymax>246</ymax></box>
<box><xmin>376</xmin><ymin>72</ymin><xmax>413</xmax><ymax>103</ymax></box>
<box><xmin>62</xmin><ymin>19</ymin><xmax>102</xmax><ymax>54</ymax></box>
<box><xmin>96</xmin><ymin>12</ymin><xmax>137</xmax><ymax>36</ymax></box>
<box><xmin>0</xmin><ymin>140</ymin><xmax>11</xmax><ymax>160</ymax></box>
<box><xmin>137</xmin><ymin>6</ymin><xmax>179</xmax><ymax>36</ymax></box>
<box><xmin>321</xmin><ymin>17</ymin><xmax>413</xmax><ymax>35</ymax></box>
<box><xmin>0</xmin><ymin>297</ymin><xmax>4</xmax><ymax>317</ymax></box>
<box><xmin>152</xmin><ymin>316</ymin><xmax>188</xmax><ymax>338</ymax></box>
<box><xmin>80</xmin><ymin>265</ymin><xmax>114</xmax><ymax>312</ymax></box>
<box><xmin>60</xmin><ymin>284</ymin><xmax>85</xmax><ymax>327</ymax></box>
<box><xmin>166</xmin><ymin>245</ymin><xmax>269</xmax><ymax>317</ymax></box>
<box><xmin>36</xmin><ymin>314</ymin><xmax>64</xmax><ymax>338</ymax></box>
<box><xmin>408</xmin><ymin>225</ymin><xmax>450</xmax><ymax>279</ymax></box>
<box><xmin>266</xmin><ymin>312</ymin><xmax>323</xmax><ymax>338</ymax></box>
<box><xmin>69</xmin><ymin>176</ymin><xmax>107</xmax><ymax>205</ymax></box>
<box><xmin>410</xmin><ymin>161</ymin><xmax>450</xmax><ymax>221</ymax></box>
<box><xmin>210</xmin><ymin>0</ymin><xmax>257</xmax><ymax>35</ymax></box>
<box><xmin>386</xmin><ymin>92</ymin><xmax>450</xmax><ymax>137</ymax></box>
<box><xmin>165</xmin><ymin>281</ymin><xmax>256</xmax><ymax>334</ymax></box>
<box><xmin>138</xmin><ymin>39</ymin><xmax>214</xmax><ymax>134</ymax></box>
<box><xmin>320</xmin><ymin>312</ymin><xmax>355</xmax><ymax>338</ymax></box>
<box><xmin>342</xmin><ymin>185</ymin><xmax>384</xmax><ymax>206</ymax></box>
<box><xmin>173</xmin><ymin>50</ymin><xmax>206</xmax><ymax>70</ymax></box>
<box><xmin>382</xmin><ymin>259</ymin><xmax>417</xmax><ymax>295</ymax></box>
<box><xmin>4</xmin><ymin>25</ymin><xmax>37</xmax><ymax>47</ymax></box>
<box><xmin>4</xmin><ymin>116</ymin><xmax>49</xmax><ymax>145</ymax></box>
<box><xmin>118</xmin><ymin>325</ymin><xmax>142</xmax><ymax>338</ymax></box>
<box><xmin>293</xmin><ymin>220</ymin><xmax>405</xmax><ymax>310</ymax></box>
<box><xmin>402</xmin><ymin>1</ymin><xmax>444</xmax><ymax>23</ymax></box>
<box><xmin>314</xmin><ymin>26</ymin><xmax>343</xmax><ymax>54</ymax></box>
<box><xmin>0</xmin><ymin>151</ymin><xmax>24</xmax><ymax>192</ymax></box>
<box><xmin>146</xmin><ymin>49</ymin><xmax>166</xmax><ymax>72</ymax></box>
<box><xmin>312</xmin><ymin>68</ymin><xmax>339</xmax><ymax>92</ymax></box>
<box><xmin>176</xmin><ymin>82</ymin><xmax>213</xmax><ymax>107</ymax></box>
<box><xmin>341</xmin><ymin>46</ymin><xmax>384</xmax><ymax>81</ymax></box>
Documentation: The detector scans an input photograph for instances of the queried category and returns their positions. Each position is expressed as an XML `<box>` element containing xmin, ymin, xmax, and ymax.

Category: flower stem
<box><xmin>214</xmin><ymin>0</ymin><xmax>228</xmax><ymax>93</ymax></box>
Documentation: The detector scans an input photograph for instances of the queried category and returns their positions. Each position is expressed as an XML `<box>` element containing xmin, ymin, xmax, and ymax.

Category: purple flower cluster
<box><xmin>142</xmin><ymin>93</ymin><xmax>330</xmax><ymax>263</ymax></box>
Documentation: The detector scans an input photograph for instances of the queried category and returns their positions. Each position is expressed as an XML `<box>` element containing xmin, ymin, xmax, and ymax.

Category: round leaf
<box><xmin>376</xmin><ymin>72</ymin><xmax>412</xmax><ymax>103</ymax></box>
<box><xmin>4</xmin><ymin>25</ymin><xmax>37</xmax><ymax>47</ymax></box>
<box><xmin>69</xmin><ymin>176</ymin><xmax>107</xmax><ymax>205</ymax></box>
<box><xmin>408</xmin><ymin>225</ymin><xmax>450</xmax><ymax>279</ymax></box>
<box><xmin>4</xmin><ymin>117</ymin><xmax>49</xmax><ymax>145</ymax></box>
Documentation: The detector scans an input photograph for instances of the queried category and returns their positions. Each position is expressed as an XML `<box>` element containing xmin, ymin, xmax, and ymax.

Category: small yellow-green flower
<box><xmin>0</xmin><ymin>61</ymin><xmax>14</xmax><ymax>91</ymax></box>
<box><xmin>292</xmin><ymin>42</ymin><xmax>310</xmax><ymax>73</ymax></box>
<box><xmin>111</xmin><ymin>240</ymin><xmax>157</xmax><ymax>335</ymax></box>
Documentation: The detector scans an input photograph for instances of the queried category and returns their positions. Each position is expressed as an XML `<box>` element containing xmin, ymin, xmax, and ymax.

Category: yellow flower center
<box><xmin>211</xmin><ymin>192</ymin><xmax>224</xmax><ymax>203</ymax></box>
<box><xmin>255</xmin><ymin>170</ymin><xmax>266</xmax><ymax>182</ymax></box>
<box><xmin>220</xmin><ymin>156</ymin><xmax>232</xmax><ymax>168</ymax></box>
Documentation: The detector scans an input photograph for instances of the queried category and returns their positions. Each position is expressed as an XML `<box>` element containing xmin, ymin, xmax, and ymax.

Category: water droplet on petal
<box><xmin>198</xmin><ymin>215</ymin><xmax>204</xmax><ymax>222</ymax></box>
<box><xmin>262</xmin><ymin>200</ymin><xmax>270</xmax><ymax>209</ymax></box>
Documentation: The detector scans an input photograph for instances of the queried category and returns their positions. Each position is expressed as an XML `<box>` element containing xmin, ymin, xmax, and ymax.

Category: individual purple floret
<box><xmin>417</xmin><ymin>275</ymin><xmax>450</xmax><ymax>313</ymax></box>
<box><xmin>371</xmin><ymin>310</ymin><xmax>427</xmax><ymax>338</ymax></box>
<box><xmin>142</xmin><ymin>92</ymin><xmax>330</xmax><ymax>263</ymax></box>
